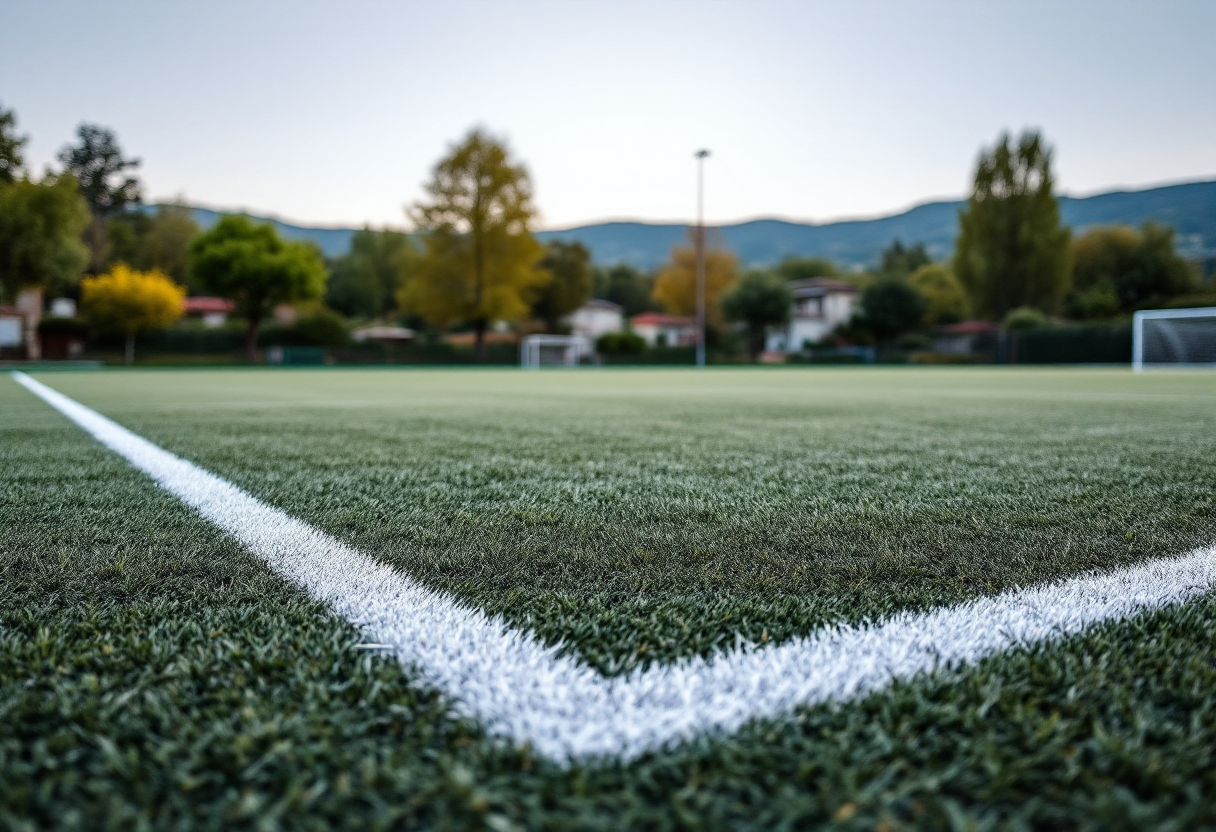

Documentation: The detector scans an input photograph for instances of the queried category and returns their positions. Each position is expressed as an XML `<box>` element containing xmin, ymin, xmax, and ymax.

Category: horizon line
<box><xmin>147</xmin><ymin>174</ymin><xmax>1216</xmax><ymax>235</ymax></box>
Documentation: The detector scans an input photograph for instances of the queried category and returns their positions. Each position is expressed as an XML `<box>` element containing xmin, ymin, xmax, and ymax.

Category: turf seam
<box><xmin>14</xmin><ymin>369</ymin><xmax>1216</xmax><ymax>764</ymax></box>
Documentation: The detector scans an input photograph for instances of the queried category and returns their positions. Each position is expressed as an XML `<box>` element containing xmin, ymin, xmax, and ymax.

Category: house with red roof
<box><xmin>183</xmin><ymin>297</ymin><xmax>235</xmax><ymax>327</ymax></box>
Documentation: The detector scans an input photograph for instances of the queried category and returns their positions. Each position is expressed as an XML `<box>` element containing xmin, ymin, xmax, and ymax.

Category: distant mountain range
<box><xmin>165</xmin><ymin>179</ymin><xmax>1216</xmax><ymax>270</ymax></box>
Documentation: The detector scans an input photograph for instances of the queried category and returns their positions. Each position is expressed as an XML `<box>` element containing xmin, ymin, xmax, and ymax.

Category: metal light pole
<box><xmin>694</xmin><ymin>149</ymin><xmax>710</xmax><ymax>368</ymax></box>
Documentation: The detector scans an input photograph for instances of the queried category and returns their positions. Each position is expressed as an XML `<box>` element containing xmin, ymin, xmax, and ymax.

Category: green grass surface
<box><xmin>4</xmin><ymin>367</ymin><xmax>1216</xmax><ymax>829</ymax></box>
<box><xmin>27</xmin><ymin>367</ymin><xmax>1216</xmax><ymax>673</ymax></box>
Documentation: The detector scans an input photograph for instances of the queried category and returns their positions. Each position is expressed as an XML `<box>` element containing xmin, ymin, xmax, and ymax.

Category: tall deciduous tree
<box><xmin>188</xmin><ymin>215</ymin><xmax>327</xmax><ymax>362</ymax></box>
<box><xmin>0</xmin><ymin>174</ymin><xmax>89</xmax><ymax>302</ymax></box>
<box><xmin>80</xmin><ymin>264</ymin><xmax>184</xmax><ymax>364</ymax></box>
<box><xmin>533</xmin><ymin>240</ymin><xmax>593</xmax><ymax>331</ymax></box>
<box><xmin>1067</xmin><ymin>223</ymin><xmax>1196</xmax><ymax>318</ymax></box>
<box><xmin>57</xmin><ymin>124</ymin><xmax>142</xmax><ymax>273</ymax></box>
<box><xmin>722</xmin><ymin>269</ymin><xmax>792</xmax><ymax>358</ymax></box>
<box><xmin>954</xmin><ymin>130</ymin><xmax>1071</xmax><ymax>319</ymax></box>
<box><xmin>0</xmin><ymin>101</ymin><xmax>28</xmax><ymax>184</ymax></box>
<box><xmin>399</xmin><ymin>129</ymin><xmax>548</xmax><ymax>362</ymax></box>
<box><xmin>651</xmin><ymin>229</ymin><xmax>738</xmax><ymax>328</ymax></box>
<box><xmin>327</xmin><ymin>228</ymin><xmax>416</xmax><ymax>319</ymax></box>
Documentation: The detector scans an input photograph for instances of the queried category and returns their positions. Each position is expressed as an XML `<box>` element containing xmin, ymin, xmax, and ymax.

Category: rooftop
<box><xmin>630</xmin><ymin>313</ymin><xmax>695</xmax><ymax>327</ymax></box>
<box><xmin>183</xmin><ymin>297</ymin><xmax>236</xmax><ymax>314</ymax></box>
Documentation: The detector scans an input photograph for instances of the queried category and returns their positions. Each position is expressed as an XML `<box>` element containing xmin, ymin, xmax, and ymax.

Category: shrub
<box><xmin>264</xmin><ymin>307</ymin><xmax>350</xmax><ymax>348</ymax></box>
<box><xmin>596</xmin><ymin>331</ymin><xmax>646</xmax><ymax>355</ymax></box>
<box><xmin>1003</xmin><ymin>306</ymin><xmax>1048</xmax><ymax>331</ymax></box>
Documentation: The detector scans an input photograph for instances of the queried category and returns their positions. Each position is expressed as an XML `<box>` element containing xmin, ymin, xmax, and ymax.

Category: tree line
<box><xmin>1</xmin><ymin>100</ymin><xmax>1206</xmax><ymax>365</ymax></box>
<box><xmin>702</xmin><ymin>129</ymin><xmax>1207</xmax><ymax>356</ymax></box>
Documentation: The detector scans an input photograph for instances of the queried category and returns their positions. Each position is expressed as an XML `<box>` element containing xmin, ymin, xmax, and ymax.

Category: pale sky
<box><xmin>2</xmin><ymin>0</ymin><xmax>1213</xmax><ymax>230</ymax></box>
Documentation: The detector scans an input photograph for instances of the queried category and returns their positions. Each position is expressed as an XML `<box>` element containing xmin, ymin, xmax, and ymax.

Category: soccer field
<box><xmin>4</xmin><ymin>367</ymin><xmax>1216</xmax><ymax>829</ymax></box>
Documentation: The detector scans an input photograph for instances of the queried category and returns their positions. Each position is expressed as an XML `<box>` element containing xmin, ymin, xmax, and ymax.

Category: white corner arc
<box><xmin>13</xmin><ymin>370</ymin><xmax>1216</xmax><ymax>763</ymax></box>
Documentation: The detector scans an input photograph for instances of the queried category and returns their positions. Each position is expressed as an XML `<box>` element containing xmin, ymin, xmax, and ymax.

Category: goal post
<box><xmin>1133</xmin><ymin>307</ymin><xmax>1216</xmax><ymax>372</ymax></box>
<box><xmin>520</xmin><ymin>334</ymin><xmax>593</xmax><ymax>369</ymax></box>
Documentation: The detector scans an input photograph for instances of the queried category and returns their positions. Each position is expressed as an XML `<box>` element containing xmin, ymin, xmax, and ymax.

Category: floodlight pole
<box><xmin>695</xmin><ymin>149</ymin><xmax>710</xmax><ymax>368</ymax></box>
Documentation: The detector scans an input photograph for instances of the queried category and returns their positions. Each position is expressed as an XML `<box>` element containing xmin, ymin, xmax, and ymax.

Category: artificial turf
<box><xmin>25</xmin><ymin>367</ymin><xmax>1216</xmax><ymax>673</ymax></box>
<box><xmin>3</xmin><ymin>367</ymin><xmax>1216</xmax><ymax>830</ymax></box>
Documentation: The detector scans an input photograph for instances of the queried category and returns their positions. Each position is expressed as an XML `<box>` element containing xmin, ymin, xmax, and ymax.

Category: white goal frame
<box><xmin>1132</xmin><ymin>307</ymin><xmax>1216</xmax><ymax>372</ymax></box>
<box><xmin>520</xmin><ymin>334</ymin><xmax>593</xmax><ymax>369</ymax></box>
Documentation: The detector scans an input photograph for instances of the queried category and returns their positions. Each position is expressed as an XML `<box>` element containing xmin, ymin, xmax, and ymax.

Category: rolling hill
<box><xmin>167</xmin><ymin>178</ymin><xmax>1216</xmax><ymax>270</ymax></box>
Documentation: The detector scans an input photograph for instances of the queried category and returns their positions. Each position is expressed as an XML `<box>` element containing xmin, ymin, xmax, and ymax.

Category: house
<box><xmin>630</xmin><ymin>313</ymin><xmax>697</xmax><ymax>347</ymax></box>
<box><xmin>566</xmin><ymin>299</ymin><xmax>624</xmax><ymax>341</ymax></box>
<box><xmin>183</xmin><ymin>297</ymin><xmax>235</xmax><ymax>327</ymax></box>
<box><xmin>766</xmin><ymin>278</ymin><xmax>860</xmax><ymax>353</ymax></box>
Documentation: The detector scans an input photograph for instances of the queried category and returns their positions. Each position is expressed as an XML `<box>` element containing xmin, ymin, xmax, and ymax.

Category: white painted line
<box><xmin>14</xmin><ymin>370</ymin><xmax>1216</xmax><ymax>762</ymax></box>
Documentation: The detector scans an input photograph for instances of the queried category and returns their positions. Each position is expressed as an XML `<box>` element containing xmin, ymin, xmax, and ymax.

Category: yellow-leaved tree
<box><xmin>81</xmin><ymin>264</ymin><xmax>184</xmax><ymax>364</ymax></box>
<box><xmin>398</xmin><ymin>128</ymin><xmax>549</xmax><ymax>362</ymax></box>
<box><xmin>651</xmin><ymin>230</ymin><xmax>738</xmax><ymax>330</ymax></box>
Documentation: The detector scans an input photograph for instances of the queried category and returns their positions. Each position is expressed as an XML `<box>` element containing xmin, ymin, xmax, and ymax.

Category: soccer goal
<box><xmin>1133</xmin><ymin>307</ymin><xmax>1216</xmax><ymax>371</ymax></box>
<box><xmin>520</xmin><ymin>334</ymin><xmax>593</xmax><ymax>369</ymax></box>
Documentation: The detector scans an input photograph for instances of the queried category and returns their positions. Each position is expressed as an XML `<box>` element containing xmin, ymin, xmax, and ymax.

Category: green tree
<box><xmin>858</xmin><ymin>277</ymin><xmax>926</xmax><ymax>344</ymax></box>
<box><xmin>0</xmin><ymin>101</ymin><xmax>27</xmax><ymax>184</ymax></box>
<box><xmin>57</xmin><ymin>124</ymin><xmax>142</xmax><ymax>273</ymax></box>
<box><xmin>136</xmin><ymin>204</ymin><xmax>199</xmax><ymax>284</ymax></box>
<box><xmin>954</xmin><ymin>130</ymin><xmax>1071</xmax><ymax>319</ymax></box>
<box><xmin>908</xmin><ymin>263</ymin><xmax>968</xmax><ymax>325</ymax></box>
<box><xmin>327</xmin><ymin>228</ymin><xmax>416</xmax><ymax>318</ymax></box>
<box><xmin>1067</xmin><ymin>223</ymin><xmax>1196</xmax><ymax>317</ymax></box>
<box><xmin>80</xmin><ymin>264</ymin><xmax>184</xmax><ymax>364</ymax></box>
<box><xmin>533</xmin><ymin>240</ymin><xmax>593</xmax><ymax>330</ymax></box>
<box><xmin>776</xmin><ymin>256</ymin><xmax>837</xmax><ymax>281</ymax></box>
<box><xmin>878</xmin><ymin>240</ymin><xmax>931</xmax><ymax>279</ymax></box>
<box><xmin>188</xmin><ymin>215</ymin><xmax>328</xmax><ymax>362</ymax></box>
<box><xmin>399</xmin><ymin>128</ymin><xmax>548</xmax><ymax>362</ymax></box>
<box><xmin>0</xmin><ymin>175</ymin><xmax>89</xmax><ymax>303</ymax></box>
<box><xmin>722</xmin><ymin>269</ymin><xmax>792</xmax><ymax>358</ymax></box>
<box><xmin>106</xmin><ymin>211</ymin><xmax>150</xmax><ymax>272</ymax></box>
<box><xmin>107</xmin><ymin>203</ymin><xmax>200</xmax><ymax>284</ymax></box>
<box><xmin>594</xmin><ymin>264</ymin><xmax>654</xmax><ymax>317</ymax></box>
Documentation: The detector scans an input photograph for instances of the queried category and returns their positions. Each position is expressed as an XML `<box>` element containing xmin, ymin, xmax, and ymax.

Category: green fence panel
<box><xmin>1013</xmin><ymin>325</ymin><xmax>1132</xmax><ymax>364</ymax></box>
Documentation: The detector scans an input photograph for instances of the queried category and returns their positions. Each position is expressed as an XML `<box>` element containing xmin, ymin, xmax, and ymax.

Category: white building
<box><xmin>0</xmin><ymin>305</ymin><xmax>24</xmax><ymax>357</ymax></box>
<box><xmin>566</xmin><ymin>299</ymin><xmax>624</xmax><ymax>341</ymax></box>
<box><xmin>630</xmin><ymin>312</ymin><xmax>697</xmax><ymax>347</ymax></box>
<box><xmin>765</xmin><ymin>278</ymin><xmax>860</xmax><ymax>353</ymax></box>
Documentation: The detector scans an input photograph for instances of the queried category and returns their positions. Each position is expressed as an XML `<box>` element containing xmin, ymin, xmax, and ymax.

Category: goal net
<box><xmin>520</xmin><ymin>334</ymin><xmax>593</xmax><ymax>369</ymax></box>
<box><xmin>1133</xmin><ymin>307</ymin><xmax>1216</xmax><ymax>371</ymax></box>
